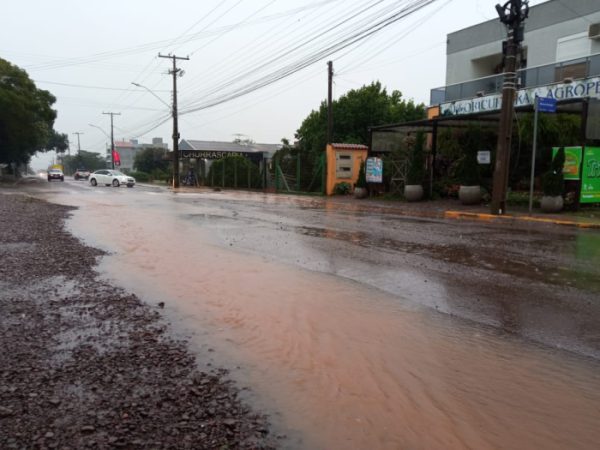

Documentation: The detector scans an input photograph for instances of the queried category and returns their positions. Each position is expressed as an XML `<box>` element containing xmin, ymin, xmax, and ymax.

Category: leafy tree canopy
<box><xmin>294</xmin><ymin>81</ymin><xmax>426</xmax><ymax>158</ymax></box>
<box><xmin>0</xmin><ymin>58</ymin><xmax>61</xmax><ymax>166</ymax></box>
<box><xmin>133</xmin><ymin>147</ymin><xmax>169</xmax><ymax>173</ymax></box>
<box><xmin>62</xmin><ymin>150</ymin><xmax>107</xmax><ymax>174</ymax></box>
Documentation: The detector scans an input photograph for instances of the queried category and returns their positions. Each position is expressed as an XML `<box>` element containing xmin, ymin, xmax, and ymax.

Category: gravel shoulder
<box><xmin>0</xmin><ymin>193</ymin><xmax>277</xmax><ymax>449</ymax></box>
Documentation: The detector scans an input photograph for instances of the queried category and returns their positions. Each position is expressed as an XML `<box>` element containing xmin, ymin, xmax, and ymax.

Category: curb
<box><xmin>444</xmin><ymin>210</ymin><xmax>600</xmax><ymax>229</ymax></box>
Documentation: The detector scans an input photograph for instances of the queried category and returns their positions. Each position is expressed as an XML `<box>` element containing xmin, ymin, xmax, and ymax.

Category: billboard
<box><xmin>580</xmin><ymin>146</ymin><xmax>600</xmax><ymax>204</ymax></box>
<box><xmin>366</xmin><ymin>157</ymin><xmax>383</xmax><ymax>183</ymax></box>
<box><xmin>552</xmin><ymin>146</ymin><xmax>582</xmax><ymax>180</ymax></box>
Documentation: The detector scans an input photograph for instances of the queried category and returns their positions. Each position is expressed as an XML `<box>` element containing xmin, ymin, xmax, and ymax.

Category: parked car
<box><xmin>74</xmin><ymin>168</ymin><xmax>90</xmax><ymax>180</ymax></box>
<box><xmin>89</xmin><ymin>170</ymin><xmax>135</xmax><ymax>188</ymax></box>
<box><xmin>47</xmin><ymin>169</ymin><xmax>64</xmax><ymax>182</ymax></box>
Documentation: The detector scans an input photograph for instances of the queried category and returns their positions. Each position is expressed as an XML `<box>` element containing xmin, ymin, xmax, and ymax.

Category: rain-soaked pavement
<box><xmin>12</xmin><ymin>179</ymin><xmax>600</xmax><ymax>449</ymax></box>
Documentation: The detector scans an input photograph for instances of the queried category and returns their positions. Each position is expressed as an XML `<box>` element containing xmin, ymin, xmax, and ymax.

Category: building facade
<box><xmin>431</xmin><ymin>0</ymin><xmax>600</xmax><ymax>105</ymax></box>
<box><xmin>107</xmin><ymin>137</ymin><xmax>168</xmax><ymax>171</ymax></box>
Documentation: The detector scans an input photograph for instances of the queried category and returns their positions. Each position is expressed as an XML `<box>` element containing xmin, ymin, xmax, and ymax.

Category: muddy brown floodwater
<box><xmin>37</xmin><ymin>185</ymin><xmax>600</xmax><ymax>450</ymax></box>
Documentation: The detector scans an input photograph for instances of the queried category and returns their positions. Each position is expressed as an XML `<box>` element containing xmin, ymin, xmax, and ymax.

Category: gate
<box><xmin>274</xmin><ymin>153</ymin><xmax>325</xmax><ymax>194</ymax></box>
<box><xmin>204</xmin><ymin>155</ymin><xmax>266</xmax><ymax>190</ymax></box>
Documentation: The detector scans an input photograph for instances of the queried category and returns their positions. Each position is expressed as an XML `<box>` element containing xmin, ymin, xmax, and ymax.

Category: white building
<box><xmin>431</xmin><ymin>0</ymin><xmax>600</xmax><ymax>105</ymax></box>
<box><xmin>108</xmin><ymin>137</ymin><xmax>168</xmax><ymax>171</ymax></box>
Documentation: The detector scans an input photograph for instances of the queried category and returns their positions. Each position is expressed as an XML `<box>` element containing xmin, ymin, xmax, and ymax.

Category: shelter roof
<box><xmin>331</xmin><ymin>143</ymin><xmax>369</xmax><ymax>150</ymax></box>
<box><xmin>180</xmin><ymin>139</ymin><xmax>281</xmax><ymax>157</ymax></box>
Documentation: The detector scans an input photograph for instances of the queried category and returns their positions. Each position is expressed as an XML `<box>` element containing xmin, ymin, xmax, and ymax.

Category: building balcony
<box><xmin>430</xmin><ymin>53</ymin><xmax>600</xmax><ymax>105</ymax></box>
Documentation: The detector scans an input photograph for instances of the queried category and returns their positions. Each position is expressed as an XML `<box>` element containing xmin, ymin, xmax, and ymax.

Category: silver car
<box><xmin>89</xmin><ymin>170</ymin><xmax>135</xmax><ymax>188</ymax></box>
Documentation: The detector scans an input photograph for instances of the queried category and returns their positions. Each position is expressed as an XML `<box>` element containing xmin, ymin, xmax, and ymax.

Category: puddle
<box><xmin>37</xmin><ymin>187</ymin><xmax>600</xmax><ymax>450</ymax></box>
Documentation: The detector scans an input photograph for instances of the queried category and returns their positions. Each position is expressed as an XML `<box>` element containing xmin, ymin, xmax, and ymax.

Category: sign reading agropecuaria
<box><xmin>440</xmin><ymin>76</ymin><xmax>600</xmax><ymax>116</ymax></box>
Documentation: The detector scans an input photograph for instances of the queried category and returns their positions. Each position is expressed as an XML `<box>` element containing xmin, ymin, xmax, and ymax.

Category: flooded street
<box><xmin>25</xmin><ymin>181</ymin><xmax>600</xmax><ymax>449</ymax></box>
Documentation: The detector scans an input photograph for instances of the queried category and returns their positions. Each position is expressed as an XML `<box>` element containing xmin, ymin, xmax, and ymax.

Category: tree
<box><xmin>542</xmin><ymin>146</ymin><xmax>565</xmax><ymax>196</ymax></box>
<box><xmin>294</xmin><ymin>81</ymin><xmax>426</xmax><ymax>160</ymax></box>
<box><xmin>406</xmin><ymin>131</ymin><xmax>426</xmax><ymax>185</ymax></box>
<box><xmin>0</xmin><ymin>58</ymin><xmax>61</xmax><ymax>169</ymax></box>
<box><xmin>61</xmin><ymin>151</ymin><xmax>107</xmax><ymax>174</ymax></box>
<box><xmin>133</xmin><ymin>147</ymin><xmax>169</xmax><ymax>173</ymax></box>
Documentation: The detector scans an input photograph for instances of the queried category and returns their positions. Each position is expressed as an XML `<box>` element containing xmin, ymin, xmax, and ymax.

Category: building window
<box><xmin>336</xmin><ymin>152</ymin><xmax>353</xmax><ymax>178</ymax></box>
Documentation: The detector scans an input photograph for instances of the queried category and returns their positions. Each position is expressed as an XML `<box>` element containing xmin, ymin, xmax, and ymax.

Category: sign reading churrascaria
<box><xmin>440</xmin><ymin>76</ymin><xmax>600</xmax><ymax>116</ymax></box>
<box><xmin>180</xmin><ymin>150</ymin><xmax>263</xmax><ymax>160</ymax></box>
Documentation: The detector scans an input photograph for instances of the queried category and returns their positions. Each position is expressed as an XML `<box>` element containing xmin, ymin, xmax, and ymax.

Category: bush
<box><xmin>334</xmin><ymin>182</ymin><xmax>351</xmax><ymax>195</ymax></box>
<box><xmin>128</xmin><ymin>171</ymin><xmax>150</xmax><ymax>182</ymax></box>
<box><xmin>542</xmin><ymin>147</ymin><xmax>565</xmax><ymax>196</ymax></box>
<box><xmin>458</xmin><ymin>127</ymin><xmax>481</xmax><ymax>186</ymax></box>
<box><xmin>406</xmin><ymin>131</ymin><xmax>425</xmax><ymax>185</ymax></box>
<box><xmin>355</xmin><ymin>160</ymin><xmax>367</xmax><ymax>189</ymax></box>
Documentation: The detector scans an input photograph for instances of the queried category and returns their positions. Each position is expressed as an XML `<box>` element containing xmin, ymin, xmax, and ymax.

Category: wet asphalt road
<box><xmin>31</xmin><ymin>177</ymin><xmax>600</xmax><ymax>357</ymax></box>
<box><xmin>13</xmin><ymin>177</ymin><xmax>600</xmax><ymax>449</ymax></box>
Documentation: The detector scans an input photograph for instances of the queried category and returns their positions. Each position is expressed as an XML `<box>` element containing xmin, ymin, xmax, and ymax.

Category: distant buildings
<box><xmin>109</xmin><ymin>137</ymin><xmax>168</xmax><ymax>171</ymax></box>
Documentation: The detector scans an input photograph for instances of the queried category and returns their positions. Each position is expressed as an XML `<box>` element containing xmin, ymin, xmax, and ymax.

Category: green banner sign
<box><xmin>552</xmin><ymin>146</ymin><xmax>582</xmax><ymax>180</ymax></box>
<box><xmin>581</xmin><ymin>146</ymin><xmax>600</xmax><ymax>204</ymax></box>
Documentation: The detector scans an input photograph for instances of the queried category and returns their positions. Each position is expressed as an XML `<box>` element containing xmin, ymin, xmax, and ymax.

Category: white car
<box><xmin>89</xmin><ymin>170</ymin><xmax>135</xmax><ymax>188</ymax></box>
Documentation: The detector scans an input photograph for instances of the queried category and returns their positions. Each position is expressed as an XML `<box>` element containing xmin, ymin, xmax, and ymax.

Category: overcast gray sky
<box><xmin>1</xmin><ymin>0</ymin><xmax>544</xmax><ymax>170</ymax></box>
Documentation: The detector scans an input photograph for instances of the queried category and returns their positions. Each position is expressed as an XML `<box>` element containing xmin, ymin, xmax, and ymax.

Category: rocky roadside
<box><xmin>0</xmin><ymin>193</ymin><xmax>278</xmax><ymax>449</ymax></box>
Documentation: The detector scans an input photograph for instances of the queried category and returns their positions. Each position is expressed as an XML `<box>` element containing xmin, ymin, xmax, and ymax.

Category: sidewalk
<box><xmin>321</xmin><ymin>195</ymin><xmax>600</xmax><ymax>230</ymax></box>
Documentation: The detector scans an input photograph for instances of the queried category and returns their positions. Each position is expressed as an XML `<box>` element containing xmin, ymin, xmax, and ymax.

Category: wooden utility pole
<box><xmin>327</xmin><ymin>61</ymin><xmax>333</xmax><ymax>145</ymax></box>
<box><xmin>159</xmin><ymin>53</ymin><xmax>189</xmax><ymax>188</ymax></box>
<box><xmin>72</xmin><ymin>132</ymin><xmax>83</xmax><ymax>156</ymax></box>
<box><xmin>490</xmin><ymin>0</ymin><xmax>529</xmax><ymax>215</ymax></box>
<box><xmin>102</xmin><ymin>112</ymin><xmax>120</xmax><ymax>170</ymax></box>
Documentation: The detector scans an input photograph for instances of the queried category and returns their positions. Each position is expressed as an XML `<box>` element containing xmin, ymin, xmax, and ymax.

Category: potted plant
<box><xmin>354</xmin><ymin>159</ymin><xmax>368</xmax><ymax>199</ymax></box>
<box><xmin>458</xmin><ymin>128</ymin><xmax>482</xmax><ymax>205</ymax></box>
<box><xmin>540</xmin><ymin>146</ymin><xmax>565</xmax><ymax>213</ymax></box>
<box><xmin>404</xmin><ymin>131</ymin><xmax>425</xmax><ymax>202</ymax></box>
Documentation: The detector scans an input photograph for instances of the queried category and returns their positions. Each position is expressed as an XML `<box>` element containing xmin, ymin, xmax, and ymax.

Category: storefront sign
<box><xmin>477</xmin><ymin>150</ymin><xmax>491</xmax><ymax>164</ymax></box>
<box><xmin>440</xmin><ymin>76</ymin><xmax>600</xmax><ymax>116</ymax></box>
<box><xmin>581</xmin><ymin>146</ymin><xmax>600</xmax><ymax>204</ymax></box>
<box><xmin>552</xmin><ymin>146</ymin><xmax>582</xmax><ymax>180</ymax></box>
<box><xmin>180</xmin><ymin>150</ymin><xmax>263</xmax><ymax>160</ymax></box>
<box><xmin>366</xmin><ymin>157</ymin><xmax>383</xmax><ymax>183</ymax></box>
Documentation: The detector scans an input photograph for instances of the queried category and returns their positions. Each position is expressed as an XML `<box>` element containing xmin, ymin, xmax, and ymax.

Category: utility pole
<box><xmin>327</xmin><ymin>61</ymin><xmax>334</xmax><ymax>145</ymax></box>
<box><xmin>159</xmin><ymin>53</ymin><xmax>189</xmax><ymax>188</ymax></box>
<box><xmin>103</xmin><ymin>112</ymin><xmax>121</xmax><ymax>170</ymax></box>
<box><xmin>490</xmin><ymin>0</ymin><xmax>529</xmax><ymax>215</ymax></box>
<box><xmin>73</xmin><ymin>132</ymin><xmax>83</xmax><ymax>156</ymax></box>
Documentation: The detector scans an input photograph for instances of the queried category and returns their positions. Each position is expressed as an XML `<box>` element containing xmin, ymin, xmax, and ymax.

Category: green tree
<box><xmin>0</xmin><ymin>58</ymin><xmax>61</xmax><ymax>169</ymax></box>
<box><xmin>62</xmin><ymin>150</ymin><xmax>107</xmax><ymax>174</ymax></box>
<box><xmin>406</xmin><ymin>131</ymin><xmax>426</xmax><ymax>185</ymax></box>
<box><xmin>542</xmin><ymin>146</ymin><xmax>565</xmax><ymax>196</ymax></box>
<box><xmin>133</xmin><ymin>147</ymin><xmax>169</xmax><ymax>173</ymax></box>
<box><xmin>295</xmin><ymin>81</ymin><xmax>426</xmax><ymax>159</ymax></box>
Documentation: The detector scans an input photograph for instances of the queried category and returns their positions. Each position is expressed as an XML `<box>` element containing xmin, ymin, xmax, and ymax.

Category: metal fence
<box><xmin>274</xmin><ymin>153</ymin><xmax>325</xmax><ymax>194</ymax></box>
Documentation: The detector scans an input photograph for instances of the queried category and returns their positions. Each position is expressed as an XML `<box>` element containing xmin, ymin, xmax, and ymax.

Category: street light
<box><xmin>88</xmin><ymin>123</ymin><xmax>109</xmax><ymax>139</ymax></box>
<box><xmin>132</xmin><ymin>78</ymin><xmax>183</xmax><ymax>188</ymax></box>
<box><xmin>131</xmin><ymin>82</ymin><xmax>171</xmax><ymax>110</ymax></box>
<box><xmin>89</xmin><ymin>124</ymin><xmax>111</xmax><ymax>167</ymax></box>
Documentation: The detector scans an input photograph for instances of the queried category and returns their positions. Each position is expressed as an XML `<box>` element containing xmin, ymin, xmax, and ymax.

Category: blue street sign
<box><xmin>537</xmin><ymin>97</ymin><xmax>557</xmax><ymax>113</ymax></box>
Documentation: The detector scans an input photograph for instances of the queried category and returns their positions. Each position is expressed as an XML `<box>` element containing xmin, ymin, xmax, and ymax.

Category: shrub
<box><xmin>355</xmin><ymin>160</ymin><xmax>367</xmax><ymax>189</ymax></box>
<box><xmin>334</xmin><ymin>182</ymin><xmax>351</xmax><ymax>195</ymax></box>
<box><xmin>542</xmin><ymin>147</ymin><xmax>565</xmax><ymax>196</ymax></box>
<box><xmin>128</xmin><ymin>171</ymin><xmax>150</xmax><ymax>182</ymax></box>
<box><xmin>458</xmin><ymin>127</ymin><xmax>481</xmax><ymax>186</ymax></box>
<box><xmin>406</xmin><ymin>131</ymin><xmax>425</xmax><ymax>185</ymax></box>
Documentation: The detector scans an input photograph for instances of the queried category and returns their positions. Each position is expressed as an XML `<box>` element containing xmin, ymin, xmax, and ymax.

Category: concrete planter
<box><xmin>540</xmin><ymin>195</ymin><xmax>563</xmax><ymax>213</ymax></box>
<box><xmin>458</xmin><ymin>185</ymin><xmax>482</xmax><ymax>205</ymax></box>
<box><xmin>404</xmin><ymin>184</ymin><xmax>424</xmax><ymax>202</ymax></box>
<box><xmin>354</xmin><ymin>187</ymin><xmax>368</xmax><ymax>199</ymax></box>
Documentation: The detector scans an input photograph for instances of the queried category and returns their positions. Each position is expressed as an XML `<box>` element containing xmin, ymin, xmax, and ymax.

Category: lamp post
<box><xmin>89</xmin><ymin>123</ymin><xmax>111</xmax><ymax>167</ymax></box>
<box><xmin>132</xmin><ymin>82</ymin><xmax>171</xmax><ymax>109</ymax></box>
